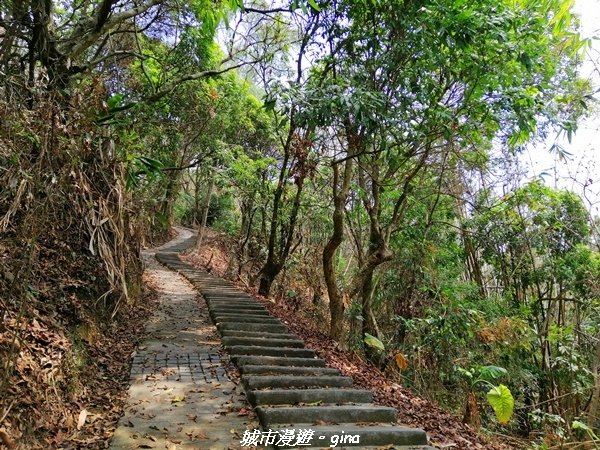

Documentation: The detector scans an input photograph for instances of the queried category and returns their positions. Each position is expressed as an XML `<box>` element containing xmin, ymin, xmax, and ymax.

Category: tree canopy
<box><xmin>1</xmin><ymin>0</ymin><xmax>599</xmax><ymax>447</ymax></box>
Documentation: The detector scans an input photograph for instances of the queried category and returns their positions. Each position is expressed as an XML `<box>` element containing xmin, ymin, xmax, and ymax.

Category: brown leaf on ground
<box><xmin>0</xmin><ymin>271</ymin><xmax>161</xmax><ymax>449</ymax></box>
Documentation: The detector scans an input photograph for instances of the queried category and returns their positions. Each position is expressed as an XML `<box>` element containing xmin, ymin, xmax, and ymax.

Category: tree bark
<box><xmin>258</xmin><ymin>261</ymin><xmax>282</xmax><ymax>296</ymax></box>
<box><xmin>323</xmin><ymin>135</ymin><xmax>356</xmax><ymax>339</ymax></box>
<box><xmin>196</xmin><ymin>175</ymin><xmax>214</xmax><ymax>251</ymax></box>
<box><xmin>159</xmin><ymin>171</ymin><xmax>178</xmax><ymax>227</ymax></box>
<box><xmin>257</xmin><ymin>130</ymin><xmax>307</xmax><ymax>296</ymax></box>
<box><xmin>361</xmin><ymin>270</ymin><xmax>382</xmax><ymax>361</ymax></box>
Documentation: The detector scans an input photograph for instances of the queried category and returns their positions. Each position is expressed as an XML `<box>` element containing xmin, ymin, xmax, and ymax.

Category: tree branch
<box><xmin>61</xmin><ymin>0</ymin><xmax>165</xmax><ymax>60</ymax></box>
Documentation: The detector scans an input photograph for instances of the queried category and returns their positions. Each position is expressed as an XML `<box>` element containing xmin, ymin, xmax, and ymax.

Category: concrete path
<box><xmin>109</xmin><ymin>229</ymin><xmax>257</xmax><ymax>450</ymax></box>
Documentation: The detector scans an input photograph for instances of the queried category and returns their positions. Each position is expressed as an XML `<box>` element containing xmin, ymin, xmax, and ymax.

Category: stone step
<box><xmin>213</xmin><ymin>315</ymin><xmax>281</xmax><ymax>324</ymax></box>
<box><xmin>178</xmin><ymin>268</ymin><xmax>207</xmax><ymax>273</ymax></box>
<box><xmin>242</xmin><ymin>375</ymin><xmax>352</xmax><ymax>390</ymax></box>
<box><xmin>208</xmin><ymin>304</ymin><xmax>262</xmax><ymax>311</ymax></box>
<box><xmin>211</xmin><ymin>311</ymin><xmax>271</xmax><ymax>321</ymax></box>
<box><xmin>192</xmin><ymin>281</ymin><xmax>231</xmax><ymax>287</ymax></box>
<box><xmin>202</xmin><ymin>291</ymin><xmax>254</xmax><ymax>305</ymax></box>
<box><xmin>202</xmin><ymin>291</ymin><xmax>243</xmax><ymax>296</ymax></box>
<box><xmin>176</xmin><ymin>268</ymin><xmax>199</xmax><ymax>273</ymax></box>
<box><xmin>218</xmin><ymin>322</ymin><xmax>288</xmax><ymax>333</ymax></box>
<box><xmin>211</xmin><ymin>310</ymin><xmax>276</xmax><ymax>318</ymax></box>
<box><xmin>191</xmin><ymin>277</ymin><xmax>227</xmax><ymax>282</ymax></box>
<box><xmin>210</xmin><ymin>309</ymin><xmax>269</xmax><ymax>318</ymax></box>
<box><xmin>199</xmin><ymin>286</ymin><xmax>237</xmax><ymax>290</ymax></box>
<box><xmin>184</xmin><ymin>276</ymin><xmax>224</xmax><ymax>282</ymax></box>
<box><xmin>207</xmin><ymin>299</ymin><xmax>257</xmax><ymax>304</ymax></box>
<box><xmin>210</xmin><ymin>310</ymin><xmax>272</xmax><ymax>320</ymax></box>
<box><xmin>209</xmin><ymin>304</ymin><xmax>266</xmax><ymax>312</ymax></box>
<box><xmin>210</xmin><ymin>308</ymin><xmax>270</xmax><ymax>316</ymax></box>
<box><xmin>222</xmin><ymin>336</ymin><xmax>304</xmax><ymax>348</ymax></box>
<box><xmin>197</xmin><ymin>280</ymin><xmax>240</xmax><ymax>288</ymax></box>
<box><xmin>201</xmin><ymin>286</ymin><xmax>241</xmax><ymax>290</ymax></box>
<box><xmin>247</xmin><ymin>388</ymin><xmax>372</xmax><ymax>406</ymax></box>
<box><xmin>184</xmin><ymin>274</ymin><xmax>213</xmax><ymax>279</ymax></box>
<box><xmin>239</xmin><ymin>365</ymin><xmax>340</xmax><ymax>376</ymax></box>
<box><xmin>256</xmin><ymin>405</ymin><xmax>397</xmax><ymax>426</ymax></box>
<box><xmin>233</xmin><ymin>355</ymin><xmax>326</xmax><ymax>368</ymax></box>
<box><xmin>268</xmin><ymin>425</ymin><xmax>428</xmax><ymax>448</ymax></box>
<box><xmin>219</xmin><ymin>330</ymin><xmax>297</xmax><ymax>340</ymax></box>
<box><xmin>208</xmin><ymin>302</ymin><xmax>261</xmax><ymax>309</ymax></box>
<box><xmin>204</xmin><ymin>292</ymin><xmax>250</xmax><ymax>297</ymax></box>
<box><xmin>229</xmin><ymin>346</ymin><xmax>315</xmax><ymax>358</ymax></box>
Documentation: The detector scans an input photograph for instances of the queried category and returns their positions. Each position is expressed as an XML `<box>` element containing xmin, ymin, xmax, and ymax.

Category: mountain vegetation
<box><xmin>0</xmin><ymin>0</ymin><xmax>598</xmax><ymax>448</ymax></box>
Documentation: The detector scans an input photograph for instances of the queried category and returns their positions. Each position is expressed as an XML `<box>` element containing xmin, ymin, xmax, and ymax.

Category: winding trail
<box><xmin>110</xmin><ymin>228</ymin><xmax>435</xmax><ymax>449</ymax></box>
<box><xmin>109</xmin><ymin>229</ymin><xmax>257</xmax><ymax>450</ymax></box>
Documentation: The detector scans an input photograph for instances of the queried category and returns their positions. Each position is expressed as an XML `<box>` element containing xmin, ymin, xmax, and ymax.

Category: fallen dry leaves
<box><xmin>181</xmin><ymin>228</ymin><xmax>230</xmax><ymax>278</ymax></box>
<box><xmin>0</xmin><ymin>271</ymin><xmax>160</xmax><ymax>449</ymax></box>
<box><xmin>181</xmin><ymin>231</ymin><xmax>520</xmax><ymax>450</ymax></box>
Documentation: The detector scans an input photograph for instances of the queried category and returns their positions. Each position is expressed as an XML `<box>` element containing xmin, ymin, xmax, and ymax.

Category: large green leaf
<box><xmin>478</xmin><ymin>365</ymin><xmax>507</xmax><ymax>382</ymax></box>
<box><xmin>364</xmin><ymin>333</ymin><xmax>385</xmax><ymax>351</ymax></box>
<box><xmin>486</xmin><ymin>384</ymin><xmax>514</xmax><ymax>425</ymax></box>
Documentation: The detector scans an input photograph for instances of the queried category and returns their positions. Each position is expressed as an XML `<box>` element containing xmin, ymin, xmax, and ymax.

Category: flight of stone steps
<box><xmin>155</xmin><ymin>232</ymin><xmax>435</xmax><ymax>449</ymax></box>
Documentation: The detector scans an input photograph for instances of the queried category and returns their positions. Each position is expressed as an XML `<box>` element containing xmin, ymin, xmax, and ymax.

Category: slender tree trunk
<box><xmin>258</xmin><ymin>129</ymin><xmax>311</xmax><ymax>296</ymax></box>
<box><xmin>323</xmin><ymin>161</ymin><xmax>356</xmax><ymax>338</ymax></box>
<box><xmin>257</xmin><ymin>128</ymin><xmax>295</xmax><ymax>296</ymax></box>
<box><xmin>323</xmin><ymin>238</ymin><xmax>344</xmax><ymax>339</ymax></box>
<box><xmin>196</xmin><ymin>175</ymin><xmax>214</xmax><ymax>251</ymax></box>
<box><xmin>237</xmin><ymin>200</ymin><xmax>255</xmax><ymax>276</ymax></box>
<box><xmin>160</xmin><ymin>172</ymin><xmax>179</xmax><ymax>228</ymax></box>
<box><xmin>194</xmin><ymin>167</ymin><xmax>202</xmax><ymax>225</ymax></box>
<box><xmin>358</xmin><ymin>210</ymin><xmax>388</xmax><ymax>358</ymax></box>
<box><xmin>361</xmin><ymin>270</ymin><xmax>382</xmax><ymax>361</ymax></box>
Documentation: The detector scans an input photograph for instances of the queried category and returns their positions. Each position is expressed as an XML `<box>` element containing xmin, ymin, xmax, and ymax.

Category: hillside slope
<box><xmin>182</xmin><ymin>228</ymin><xmax>521</xmax><ymax>450</ymax></box>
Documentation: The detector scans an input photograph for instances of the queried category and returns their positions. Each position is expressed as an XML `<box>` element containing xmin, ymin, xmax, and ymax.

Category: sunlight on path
<box><xmin>109</xmin><ymin>229</ymin><xmax>256</xmax><ymax>450</ymax></box>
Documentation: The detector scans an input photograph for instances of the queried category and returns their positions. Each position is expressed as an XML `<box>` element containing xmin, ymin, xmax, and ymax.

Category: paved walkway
<box><xmin>155</xmin><ymin>235</ymin><xmax>434</xmax><ymax>449</ymax></box>
<box><xmin>110</xmin><ymin>229</ymin><xmax>257</xmax><ymax>450</ymax></box>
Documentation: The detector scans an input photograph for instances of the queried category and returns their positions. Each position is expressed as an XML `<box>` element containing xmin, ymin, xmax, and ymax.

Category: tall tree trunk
<box><xmin>323</xmin><ymin>224</ymin><xmax>345</xmax><ymax>339</ymax></box>
<box><xmin>196</xmin><ymin>175</ymin><xmax>214</xmax><ymax>251</ymax></box>
<box><xmin>194</xmin><ymin>167</ymin><xmax>202</xmax><ymax>225</ymax></box>
<box><xmin>358</xmin><ymin>211</ymin><xmax>388</xmax><ymax>359</ymax></box>
<box><xmin>257</xmin><ymin>128</ymin><xmax>295</xmax><ymax>296</ymax></box>
<box><xmin>258</xmin><ymin>130</ymin><xmax>309</xmax><ymax>296</ymax></box>
<box><xmin>237</xmin><ymin>199</ymin><xmax>255</xmax><ymax>276</ymax></box>
<box><xmin>160</xmin><ymin>172</ymin><xmax>178</xmax><ymax>227</ymax></box>
<box><xmin>323</xmin><ymin>154</ymin><xmax>355</xmax><ymax>339</ymax></box>
<box><xmin>361</xmin><ymin>270</ymin><xmax>382</xmax><ymax>361</ymax></box>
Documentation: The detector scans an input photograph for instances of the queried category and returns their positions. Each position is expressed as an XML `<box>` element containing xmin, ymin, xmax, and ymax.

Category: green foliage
<box><xmin>459</xmin><ymin>365</ymin><xmax>508</xmax><ymax>385</ymax></box>
<box><xmin>572</xmin><ymin>420</ymin><xmax>600</xmax><ymax>442</ymax></box>
<box><xmin>457</xmin><ymin>364</ymin><xmax>515</xmax><ymax>425</ymax></box>
<box><xmin>486</xmin><ymin>384</ymin><xmax>515</xmax><ymax>425</ymax></box>
<box><xmin>209</xmin><ymin>192</ymin><xmax>239</xmax><ymax>234</ymax></box>
<box><xmin>7</xmin><ymin>0</ymin><xmax>590</xmax><ymax>445</ymax></box>
<box><xmin>364</xmin><ymin>333</ymin><xmax>385</xmax><ymax>351</ymax></box>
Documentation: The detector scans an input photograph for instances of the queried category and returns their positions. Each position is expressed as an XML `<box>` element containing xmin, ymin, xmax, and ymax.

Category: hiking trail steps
<box><xmin>147</xmin><ymin>229</ymin><xmax>437</xmax><ymax>450</ymax></box>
